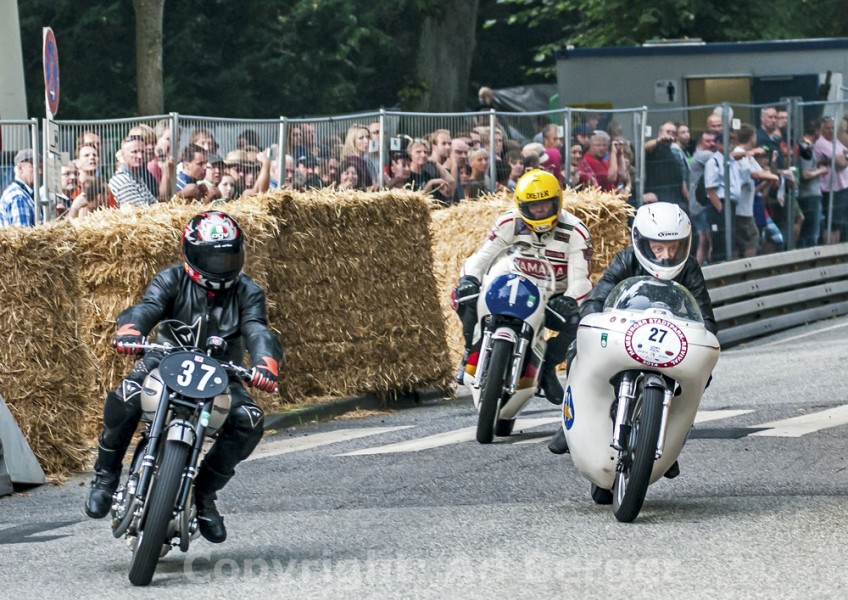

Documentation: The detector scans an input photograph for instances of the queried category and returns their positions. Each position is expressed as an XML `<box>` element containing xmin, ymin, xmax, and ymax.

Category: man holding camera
<box><xmin>644</xmin><ymin>121</ymin><xmax>688</xmax><ymax>214</ymax></box>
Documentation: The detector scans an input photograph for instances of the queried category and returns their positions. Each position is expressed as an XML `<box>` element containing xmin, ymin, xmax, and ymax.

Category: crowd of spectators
<box><xmin>2</xmin><ymin>94</ymin><xmax>847</xmax><ymax>266</ymax></box>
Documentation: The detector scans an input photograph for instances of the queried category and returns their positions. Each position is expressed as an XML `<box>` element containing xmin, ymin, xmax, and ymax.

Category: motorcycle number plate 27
<box><xmin>158</xmin><ymin>351</ymin><xmax>230</xmax><ymax>399</ymax></box>
<box><xmin>623</xmin><ymin>318</ymin><xmax>688</xmax><ymax>368</ymax></box>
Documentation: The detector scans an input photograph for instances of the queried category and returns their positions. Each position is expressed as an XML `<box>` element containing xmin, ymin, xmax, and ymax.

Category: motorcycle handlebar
<box><xmin>116</xmin><ymin>343</ymin><xmax>257</xmax><ymax>386</ymax></box>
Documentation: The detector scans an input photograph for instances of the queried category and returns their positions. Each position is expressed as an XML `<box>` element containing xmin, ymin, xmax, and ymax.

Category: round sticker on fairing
<box><xmin>624</xmin><ymin>318</ymin><xmax>688</xmax><ymax>368</ymax></box>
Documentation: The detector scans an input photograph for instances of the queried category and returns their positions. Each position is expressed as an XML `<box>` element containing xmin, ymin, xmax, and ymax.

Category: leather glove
<box><xmin>113</xmin><ymin>323</ymin><xmax>145</xmax><ymax>355</ymax></box>
<box><xmin>452</xmin><ymin>275</ymin><xmax>481</xmax><ymax>310</ymax></box>
<box><xmin>250</xmin><ymin>356</ymin><xmax>279</xmax><ymax>393</ymax></box>
<box><xmin>547</xmin><ymin>295</ymin><xmax>579</xmax><ymax>319</ymax></box>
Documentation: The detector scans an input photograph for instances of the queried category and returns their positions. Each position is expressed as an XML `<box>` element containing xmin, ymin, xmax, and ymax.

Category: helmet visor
<box><xmin>186</xmin><ymin>240</ymin><xmax>244</xmax><ymax>278</ymax></box>
<box><xmin>635</xmin><ymin>234</ymin><xmax>691</xmax><ymax>271</ymax></box>
<box><xmin>518</xmin><ymin>199</ymin><xmax>558</xmax><ymax>223</ymax></box>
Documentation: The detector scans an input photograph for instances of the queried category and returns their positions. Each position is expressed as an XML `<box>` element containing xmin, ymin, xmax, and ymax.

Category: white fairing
<box><xmin>562</xmin><ymin>277</ymin><xmax>720</xmax><ymax>490</ymax></box>
<box><xmin>467</xmin><ymin>244</ymin><xmax>555</xmax><ymax>421</ymax></box>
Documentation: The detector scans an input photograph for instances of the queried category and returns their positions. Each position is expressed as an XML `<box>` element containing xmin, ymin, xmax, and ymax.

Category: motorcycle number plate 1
<box><xmin>485</xmin><ymin>273</ymin><xmax>541</xmax><ymax>321</ymax></box>
<box><xmin>158</xmin><ymin>351</ymin><xmax>229</xmax><ymax>399</ymax></box>
<box><xmin>624</xmin><ymin>318</ymin><xmax>688</xmax><ymax>368</ymax></box>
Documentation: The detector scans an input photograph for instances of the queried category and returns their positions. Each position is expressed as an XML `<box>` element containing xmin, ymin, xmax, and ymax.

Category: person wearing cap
<box><xmin>296</xmin><ymin>154</ymin><xmax>323</xmax><ymax>189</ymax></box>
<box><xmin>203</xmin><ymin>153</ymin><xmax>225</xmax><ymax>188</ymax></box>
<box><xmin>0</xmin><ymin>149</ymin><xmax>38</xmax><ymax>227</ymax></box>
<box><xmin>223</xmin><ymin>149</ymin><xmax>271</xmax><ymax>199</ymax></box>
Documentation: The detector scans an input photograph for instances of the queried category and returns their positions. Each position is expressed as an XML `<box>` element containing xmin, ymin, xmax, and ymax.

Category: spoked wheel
<box><xmin>128</xmin><ymin>440</ymin><xmax>189</xmax><ymax>586</ymax></box>
<box><xmin>476</xmin><ymin>339</ymin><xmax>511</xmax><ymax>444</ymax></box>
<box><xmin>590</xmin><ymin>484</ymin><xmax>613</xmax><ymax>505</ymax></box>
<box><xmin>612</xmin><ymin>385</ymin><xmax>664</xmax><ymax>522</ymax></box>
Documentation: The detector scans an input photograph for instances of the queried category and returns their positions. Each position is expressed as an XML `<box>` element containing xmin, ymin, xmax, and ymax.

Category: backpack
<box><xmin>694</xmin><ymin>173</ymin><xmax>709</xmax><ymax>206</ymax></box>
<box><xmin>694</xmin><ymin>155</ymin><xmax>719</xmax><ymax>206</ymax></box>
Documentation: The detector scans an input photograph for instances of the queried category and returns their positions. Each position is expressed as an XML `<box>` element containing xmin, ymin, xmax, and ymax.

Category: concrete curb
<box><xmin>263</xmin><ymin>387</ymin><xmax>450</xmax><ymax>431</ymax></box>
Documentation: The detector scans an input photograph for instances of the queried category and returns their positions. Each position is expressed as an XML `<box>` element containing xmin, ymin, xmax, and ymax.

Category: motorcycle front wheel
<box><xmin>128</xmin><ymin>440</ymin><xmax>189</xmax><ymax>586</ymax></box>
<box><xmin>612</xmin><ymin>385</ymin><xmax>663</xmax><ymax>522</ymax></box>
<box><xmin>476</xmin><ymin>338</ymin><xmax>511</xmax><ymax>444</ymax></box>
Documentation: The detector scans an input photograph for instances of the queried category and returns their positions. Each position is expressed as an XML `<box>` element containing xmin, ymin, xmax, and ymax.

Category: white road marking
<box><xmin>694</xmin><ymin>409</ymin><xmax>754</xmax><ymax>424</ymax></box>
<box><xmin>749</xmin><ymin>404</ymin><xmax>848</xmax><ymax>437</ymax></box>
<box><xmin>245</xmin><ymin>426</ymin><xmax>412</xmax><ymax>461</ymax></box>
<box><xmin>340</xmin><ymin>416</ymin><xmax>561</xmax><ymax>455</ymax></box>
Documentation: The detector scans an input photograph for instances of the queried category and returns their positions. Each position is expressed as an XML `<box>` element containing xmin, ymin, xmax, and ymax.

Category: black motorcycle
<box><xmin>109</xmin><ymin>320</ymin><xmax>263</xmax><ymax>586</ymax></box>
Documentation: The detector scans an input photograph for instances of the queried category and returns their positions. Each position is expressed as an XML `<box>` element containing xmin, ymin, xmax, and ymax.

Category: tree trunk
<box><xmin>133</xmin><ymin>0</ymin><xmax>165</xmax><ymax>116</ymax></box>
<box><xmin>413</xmin><ymin>0</ymin><xmax>479</xmax><ymax>112</ymax></box>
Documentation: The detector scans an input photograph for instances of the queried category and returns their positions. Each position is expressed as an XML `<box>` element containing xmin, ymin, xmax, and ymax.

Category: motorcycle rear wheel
<box><xmin>128</xmin><ymin>440</ymin><xmax>189</xmax><ymax>586</ymax></box>
<box><xmin>612</xmin><ymin>385</ymin><xmax>663</xmax><ymax>523</ymax></box>
<box><xmin>476</xmin><ymin>338</ymin><xmax>511</xmax><ymax>444</ymax></box>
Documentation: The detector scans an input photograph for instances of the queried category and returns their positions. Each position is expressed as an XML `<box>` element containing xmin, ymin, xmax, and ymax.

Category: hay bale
<box><xmin>0</xmin><ymin>225</ymin><xmax>96</xmax><ymax>477</ymax></box>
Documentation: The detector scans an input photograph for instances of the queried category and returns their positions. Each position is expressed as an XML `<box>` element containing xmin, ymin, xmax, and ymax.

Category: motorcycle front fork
<box><xmin>610</xmin><ymin>373</ymin><xmax>674</xmax><ymax>460</ymax></box>
<box><xmin>472</xmin><ymin>322</ymin><xmax>532</xmax><ymax>395</ymax></box>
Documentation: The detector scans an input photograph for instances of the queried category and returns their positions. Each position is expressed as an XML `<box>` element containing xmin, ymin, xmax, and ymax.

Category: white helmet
<box><xmin>631</xmin><ymin>202</ymin><xmax>692</xmax><ymax>280</ymax></box>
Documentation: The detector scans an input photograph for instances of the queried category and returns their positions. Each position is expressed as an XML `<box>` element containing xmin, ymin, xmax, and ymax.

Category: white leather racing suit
<box><xmin>461</xmin><ymin>208</ymin><xmax>594</xmax><ymax>303</ymax></box>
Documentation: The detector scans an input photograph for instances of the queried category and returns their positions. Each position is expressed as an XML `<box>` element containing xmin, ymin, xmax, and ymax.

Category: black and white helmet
<box><xmin>631</xmin><ymin>203</ymin><xmax>692</xmax><ymax>280</ymax></box>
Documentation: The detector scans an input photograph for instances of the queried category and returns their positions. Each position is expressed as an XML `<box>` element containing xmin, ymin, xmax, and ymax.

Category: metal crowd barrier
<box><xmin>703</xmin><ymin>242</ymin><xmax>848</xmax><ymax>347</ymax></box>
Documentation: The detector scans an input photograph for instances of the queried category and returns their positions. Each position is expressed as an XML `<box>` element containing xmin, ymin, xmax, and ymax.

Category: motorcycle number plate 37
<box><xmin>623</xmin><ymin>318</ymin><xmax>688</xmax><ymax>368</ymax></box>
<box><xmin>158</xmin><ymin>351</ymin><xmax>229</xmax><ymax>399</ymax></box>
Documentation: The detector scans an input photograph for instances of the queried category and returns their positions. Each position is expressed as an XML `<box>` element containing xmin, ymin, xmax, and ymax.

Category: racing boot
<box><xmin>194</xmin><ymin>463</ymin><xmax>231</xmax><ymax>543</ymax></box>
<box><xmin>664</xmin><ymin>460</ymin><xmax>680</xmax><ymax>479</ymax></box>
<box><xmin>539</xmin><ymin>362</ymin><xmax>564</xmax><ymax>406</ymax></box>
<box><xmin>84</xmin><ymin>442</ymin><xmax>124</xmax><ymax>519</ymax></box>
<box><xmin>547</xmin><ymin>428</ymin><xmax>570</xmax><ymax>455</ymax></box>
<box><xmin>455</xmin><ymin>349</ymin><xmax>471</xmax><ymax>386</ymax></box>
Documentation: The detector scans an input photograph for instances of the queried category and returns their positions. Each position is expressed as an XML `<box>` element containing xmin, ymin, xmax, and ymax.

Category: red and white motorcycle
<box><xmin>561</xmin><ymin>276</ymin><xmax>720</xmax><ymax>522</ymax></box>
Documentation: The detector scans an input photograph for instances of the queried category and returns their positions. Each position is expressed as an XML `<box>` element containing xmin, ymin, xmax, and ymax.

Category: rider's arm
<box><xmin>460</xmin><ymin>212</ymin><xmax>516</xmax><ymax>282</ymax></box>
<box><xmin>579</xmin><ymin>250</ymin><xmax>632</xmax><ymax>318</ymax></box>
<box><xmin>562</xmin><ymin>218</ymin><xmax>594</xmax><ymax>304</ymax></box>
<box><xmin>238</xmin><ymin>276</ymin><xmax>285</xmax><ymax>366</ymax></box>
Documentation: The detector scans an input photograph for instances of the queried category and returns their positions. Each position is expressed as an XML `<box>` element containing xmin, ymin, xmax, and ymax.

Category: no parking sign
<box><xmin>43</xmin><ymin>27</ymin><xmax>60</xmax><ymax>118</ymax></box>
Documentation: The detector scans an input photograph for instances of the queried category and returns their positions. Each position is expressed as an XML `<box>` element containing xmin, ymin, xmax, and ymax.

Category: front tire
<box><xmin>612</xmin><ymin>385</ymin><xmax>664</xmax><ymax>523</ymax></box>
<box><xmin>476</xmin><ymin>339</ymin><xmax>512</xmax><ymax>444</ymax></box>
<box><xmin>128</xmin><ymin>440</ymin><xmax>189</xmax><ymax>586</ymax></box>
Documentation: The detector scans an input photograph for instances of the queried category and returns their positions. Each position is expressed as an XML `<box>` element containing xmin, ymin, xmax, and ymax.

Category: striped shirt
<box><xmin>108</xmin><ymin>168</ymin><xmax>157</xmax><ymax>207</ymax></box>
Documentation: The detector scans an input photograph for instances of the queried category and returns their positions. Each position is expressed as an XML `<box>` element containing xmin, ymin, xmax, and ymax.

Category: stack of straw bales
<box><xmin>0</xmin><ymin>190</ymin><xmax>452</xmax><ymax>477</ymax></box>
<box><xmin>0</xmin><ymin>185</ymin><xmax>631</xmax><ymax>478</ymax></box>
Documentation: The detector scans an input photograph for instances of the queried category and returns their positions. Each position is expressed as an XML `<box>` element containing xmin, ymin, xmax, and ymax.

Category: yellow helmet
<box><xmin>514</xmin><ymin>169</ymin><xmax>562</xmax><ymax>233</ymax></box>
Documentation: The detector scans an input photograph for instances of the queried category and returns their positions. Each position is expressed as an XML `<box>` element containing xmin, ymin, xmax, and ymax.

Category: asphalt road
<box><xmin>1</xmin><ymin>317</ymin><xmax>847</xmax><ymax>598</ymax></box>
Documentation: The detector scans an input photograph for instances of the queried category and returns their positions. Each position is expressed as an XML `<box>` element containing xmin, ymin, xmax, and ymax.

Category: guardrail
<box><xmin>703</xmin><ymin>243</ymin><xmax>848</xmax><ymax>347</ymax></box>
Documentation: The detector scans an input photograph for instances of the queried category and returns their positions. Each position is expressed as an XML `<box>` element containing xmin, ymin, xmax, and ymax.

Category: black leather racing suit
<box><xmin>580</xmin><ymin>248</ymin><xmax>718</xmax><ymax>335</ymax></box>
<box><xmin>99</xmin><ymin>265</ymin><xmax>283</xmax><ymax>484</ymax></box>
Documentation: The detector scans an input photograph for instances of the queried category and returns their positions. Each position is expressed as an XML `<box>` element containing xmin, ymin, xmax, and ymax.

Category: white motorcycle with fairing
<box><xmin>458</xmin><ymin>243</ymin><xmax>561</xmax><ymax>443</ymax></box>
<box><xmin>562</xmin><ymin>275</ymin><xmax>720</xmax><ymax>522</ymax></box>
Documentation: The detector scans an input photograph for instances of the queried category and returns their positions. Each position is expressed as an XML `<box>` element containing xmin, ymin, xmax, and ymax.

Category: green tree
<box><xmin>495</xmin><ymin>0</ymin><xmax>848</xmax><ymax>77</ymax></box>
